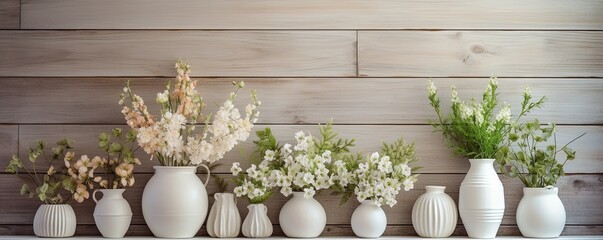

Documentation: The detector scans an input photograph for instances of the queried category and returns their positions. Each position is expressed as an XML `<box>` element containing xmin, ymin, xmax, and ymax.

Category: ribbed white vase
<box><xmin>242</xmin><ymin>204</ymin><xmax>273</xmax><ymax>238</ymax></box>
<box><xmin>206</xmin><ymin>193</ymin><xmax>241</xmax><ymax>238</ymax></box>
<box><xmin>33</xmin><ymin>204</ymin><xmax>77</xmax><ymax>238</ymax></box>
<box><xmin>412</xmin><ymin>186</ymin><xmax>458</xmax><ymax>238</ymax></box>
<box><xmin>516</xmin><ymin>187</ymin><xmax>566</xmax><ymax>238</ymax></box>
<box><xmin>459</xmin><ymin>159</ymin><xmax>505</xmax><ymax>239</ymax></box>
<box><xmin>279</xmin><ymin>192</ymin><xmax>326</xmax><ymax>238</ymax></box>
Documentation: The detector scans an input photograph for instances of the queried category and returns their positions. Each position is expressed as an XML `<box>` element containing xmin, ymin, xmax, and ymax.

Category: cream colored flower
<box><xmin>47</xmin><ymin>165</ymin><xmax>55</xmax><ymax>176</ymax></box>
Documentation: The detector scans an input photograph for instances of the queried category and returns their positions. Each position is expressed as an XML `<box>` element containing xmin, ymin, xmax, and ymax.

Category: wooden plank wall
<box><xmin>1</xmin><ymin>0</ymin><xmax>602</xmax><ymax>236</ymax></box>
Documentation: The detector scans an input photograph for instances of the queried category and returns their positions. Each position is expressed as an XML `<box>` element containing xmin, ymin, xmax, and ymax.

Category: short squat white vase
<box><xmin>93</xmin><ymin>189</ymin><xmax>132</xmax><ymax>238</ymax></box>
<box><xmin>142</xmin><ymin>166</ymin><xmax>210</xmax><ymax>238</ymax></box>
<box><xmin>242</xmin><ymin>203</ymin><xmax>273</xmax><ymax>238</ymax></box>
<box><xmin>207</xmin><ymin>193</ymin><xmax>241</xmax><ymax>238</ymax></box>
<box><xmin>351</xmin><ymin>200</ymin><xmax>387</xmax><ymax>238</ymax></box>
<box><xmin>459</xmin><ymin>159</ymin><xmax>505</xmax><ymax>239</ymax></box>
<box><xmin>412</xmin><ymin>186</ymin><xmax>458</xmax><ymax>238</ymax></box>
<box><xmin>279</xmin><ymin>191</ymin><xmax>326</xmax><ymax>238</ymax></box>
<box><xmin>516</xmin><ymin>187</ymin><xmax>566</xmax><ymax>238</ymax></box>
<box><xmin>33</xmin><ymin>204</ymin><xmax>76</xmax><ymax>237</ymax></box>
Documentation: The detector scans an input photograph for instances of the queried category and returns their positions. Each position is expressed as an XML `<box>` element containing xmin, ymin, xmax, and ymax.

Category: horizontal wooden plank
<box><xmin>1</xmin><ymin>224</ymin><xmax>603</xmax><ymax>237</ymax></box>
<box><xmin>20</xmin><ymin>0</ymin><xmax>603</xmax><ymax>30</ymax></box>
<box><xmin>0</xmin><ymin>31</ymin><xmax>356</xmax><ymax>77</ymax></box>
<box><xmin>0</xmin><ymin>174</ymin><xmax>600</xmax><ymax>226</ymax></box>
<box><xmin>14</xmin><ymin>125</ymin><xmax>602</xmax><ymax>174</ymax></box>
<box><xmin>0</xmin><ymin>125</ymin><xmax>18</xmax><ymax>166</ymax></box>
<box><xmin>358</xmin><ymin>31</ymin><xmax>603</xmax><ymax>77</ymax></box>
<box><xmin>0</xmin><ymin>0</ymin><xmax>19</xmax><ymax>29</ymax></box>
<box><xmin>0</xmin><ymin>78</ymin><xmax>601</xmax><ymax>125</ymax></box>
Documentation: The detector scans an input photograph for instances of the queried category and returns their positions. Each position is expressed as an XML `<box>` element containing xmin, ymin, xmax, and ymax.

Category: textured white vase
<box><xmin>459</xmin><ymin>159</ymin><xmax>505</xmax><ymax>239</ymax></box>
<box><xmin>351</xmin><ymin>200</ymin><xmax>387</xmax><ymax>238</ymax></box>
<box><xmin>33</xmin><ymin>204</ymin><xmax>76</xmax><ymax>237</ymax></box>
<box><xmin>142</xmin><ymin>166</ymin><xmax>210</xmax><ymax>238</ymax></box>
<box><xmin>93</xmin><ymin>189</ymin><xmax>132</xmax><ymax>238</ymax></box>
<box><xmin>207</xmin><ymin>193</ymin><xmax>241</xmax><ymax>238</ymax></box>
<box><xmin>242</xmin><ymin>203</ymin><xmax>273</xmax><ymax>238</ymax></box>
<box><xmin>412</xmin><ymin>186</ymin><xmax>458</xmax><ymax>238</ymax></box>
<box><xmin>516</xmin><ymin>187</ymin><xmax>566</xmax><ymax>238</ymax></box>
<box><xmin>279</xmin><ymin>191</ymin><xmax>326</xmax><ymax>238</ymax></box>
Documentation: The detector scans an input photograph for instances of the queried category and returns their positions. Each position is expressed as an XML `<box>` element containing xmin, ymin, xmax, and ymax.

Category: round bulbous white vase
<box><xmin>279</xmin><ymin>191</ymin><xmax>326</xmax><ymax>238</ymax></box>
<box><xmin>93</xmin><ymin>189</ymin><xmax>132</xmax><ymax>238</ymax></box>
<box><xmin>351</xmin><ymin>200</ymin><xmax>387</xmax><ymax>238</ymax></box>
<box><xmin>459</xmin><ymin>159</ymin><xmax>505</xmax><ymax>239</ymax></box>
<box><xmin>142</xmin><ymin>166</ymin><xmax>210</xmax><ymax>238</ymax></box>
<box><xmin>516</xmin><ymin>187</ymin><xmax>566</xmax><ymax>238</ymax></box>
<box><xmin>33</xmin><ymin>204</ymin><xmax>76</xmax><ymax>237</ymax></box>
<box><xmin>207</xmin><ymin>193</ymin><xmax>241</xmax><ymax>238</ymax></box>
<box><xmin>242</xmin><ymin>203</ymin><xmax>273</xmax><ymax>238</ymax></box>
<box><xmin>412</xmin><ymin>186</ymin><xmax>458</xmax><ymax>238</ymax></box>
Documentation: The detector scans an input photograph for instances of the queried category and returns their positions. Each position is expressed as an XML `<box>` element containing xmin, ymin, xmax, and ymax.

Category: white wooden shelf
<box><xmin>1</xmin><ymin>237</ymin><xmax>601</xmax><ymax>240</ymax></box>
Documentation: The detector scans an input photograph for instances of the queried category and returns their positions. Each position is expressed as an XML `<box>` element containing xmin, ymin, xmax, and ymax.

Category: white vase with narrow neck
<box><xmin>206</xmin><ymin>193</ymin><xmax>241</xmax><ymax>238</ymax></box>
<box><xmin>412</xmin><ymin>186</ymin><xmax>458</xmax><ymax>238</ymax></box>
<box><xmin>516</xmin><ymin>187</ymin><xmax>566</xmax><ymax>238</ymax></box>
<box><xmin>142</xmin><ymin>165</ymin><xmax>210</xmax><ymax>238</ymax></box>
<box><xmin>33</xmin><ymin>204</ymin><xmax>76</xmax><ymax>237</ymax></box>
<box><xmin>93</xmin><ymin>189</ymin><xmax>132</xmax><ymax>238</ymax></box>
<box><xmin>351</xmin><ymin>200</ymin><xmax>387</xmax><ymax>238</ymax></box>
<box><xmin>279</xmin><ymin>191</ymin><xmax>326</xmax><ymax>238</ymax></box>
<box><xmin>459</xmin><ymin>159</ymin><xmax>505</xmax><ymax>239</ymax></box>
<box><xmin>242</xmin><ymin>203</ymin><xmax>273</xmax><ymax>238</ymax></box>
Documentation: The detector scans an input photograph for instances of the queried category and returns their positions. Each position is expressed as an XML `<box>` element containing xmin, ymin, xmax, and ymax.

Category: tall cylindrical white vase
<box><xmin>207</xmin><ymin>193</ymin><xmax>241</xmax><ymax>238</ymax></box>
<box><xmin>351</xmin><ymin>200</ymin><xmax>387</xmax><ymax>238</ymax></box>
<box><xmin>93</xmin><ymin>189</ymin><xmax>132</xmax><ymax>238</ymax></box>
<box><xmin>33</xmin><ymin>204</ymin><xmax>77</xmax><ymax>238</ymax></box>
<box><xmin>242</xmin><ymin>204</ymin><xmax>273</xmax><ymax>238</ymax></box>
<box><xmin>516</xmin><ymin>187</ymin><xmax>566</xmax><ymax>238</ymax></box>
<box><xmin>142</xmin><ymin>166</ymin><xmax>210</xmax><ymax>238</ymax></box>
<box><xmin>279</xmin><ymin>191</ymin><xmax>326</xmax><ymax>238</ymax></box>
<box><xmin>459</xmin><ymin>159</ymin><xmax>504</xmax><ymax>239</ymax></box>
<box><xmin>412</xmin><ymin>186</ymin><xmax>458</xmax><ymax>238</ymax></box>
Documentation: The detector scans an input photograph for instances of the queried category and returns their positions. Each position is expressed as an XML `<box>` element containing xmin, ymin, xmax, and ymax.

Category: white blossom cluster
<box><xmin>344</xmin><ymin>152</ymin><xmax>416</xmax><ymax>207</ymax></box>
<box><xmin>230</xmin><ymin>162</ymin><xmax>273</xmax><ymax>202</ymax></box>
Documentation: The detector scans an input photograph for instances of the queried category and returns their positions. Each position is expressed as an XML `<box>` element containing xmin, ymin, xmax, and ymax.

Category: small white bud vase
<box><xmin>207</xmin><ymin>193</ymin><xmax>241</xmax><ymax>238</ymax></box>
<box><xmin>516</xmin><ymin>187</ymin><xmax>566</xmax><ymax>238</ymax></box>
<box><xmin>33</xmin><ymin>204</ymin><xmax>76</xmax><ymax>237</ymax></box>
<box><xmin>279</xmin><ymin>191</ymin><xmax>326</xmax><ymax>238</ymax></box>
<box><xmin>93</xmin><ymin>189</ymin><xmax>132</xmax><ymax>238</ymax></box>
<box><xmin>142</xmin><ymin>166</ymin><xmax>210</xmax><ymax>238</ymax></box>
<box><xmin>351</xmin><ymin>200</ymin><xmax>387</xmax><ymax>238</ymax></box>
<box><xmin>411</xmin><ymin>186</ymin><xmax>458</xmax><ymax>238</ymax></box>
<box><xmin>459</xmin><ymin>159</ymin><xmax>505</xmax><ymax>239</ymax></box>
<box><xmin>242</xmin><ymin>204</ymin><xmax>273</xmax><ymax>238</ymax></box>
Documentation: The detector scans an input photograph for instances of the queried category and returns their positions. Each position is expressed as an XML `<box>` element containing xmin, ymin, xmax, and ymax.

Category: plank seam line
<box><xmin>0</xmin><ymin>76</ymin><xmax>601</xmax><ymax>79</ymax></box>
<box><xmin>8</xmin><ymin>29</ymin><xmax>603</xmax><ymax>31</ymax></box>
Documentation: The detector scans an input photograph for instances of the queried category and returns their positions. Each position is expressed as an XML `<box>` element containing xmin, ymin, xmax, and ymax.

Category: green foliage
<box><xmin>315</xmin><ymin>121</ymin><xmax>356</xmax><ymax>156</ymax></box>
<box><xmin>5</xmin><ymin>139</ymin><xmax>77</xmax><ymax>204</ymax></box>
<box><xmin>498</xmin><ymin>119</ymin><xmax>585</xmax><ymax>187</ymax></box>
<box><xmin>427</xmin><ymin>77</ymin><xmax>545</xmax><ymax>159</ymax></box>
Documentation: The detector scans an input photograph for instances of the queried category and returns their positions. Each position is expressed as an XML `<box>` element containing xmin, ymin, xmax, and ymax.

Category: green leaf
<box><xmin>6</xmin><ymin>155</ymin><xmax>23</xmax><ymax>173</ymax></box>
<box><xmin>20</xmin><ymin>184</ymin><xmax>30</xmax><ymax>195</ymax></box>
<box><xmin>112</xmin><ymin>128</ymin><xmax>123</xmax><ymax>137</ymax></box>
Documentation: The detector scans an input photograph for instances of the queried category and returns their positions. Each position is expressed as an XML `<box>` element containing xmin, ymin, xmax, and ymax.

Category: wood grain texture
<box><xmin>0</xmin><ymin>0</ymin><xmax>19</xmax><ymax>29</ymax></box>
<box><xmin>20</xmin><ymin>0</ymin><xmax>603</xmax><ymax>30</ymax></box>
<box><xmin>0</xmin><ymin>125</ymin><xmax>18</xmax><ymax>164</ymax></box>
<box><xmin>1</xmin><ymin>224</ymin><xmax>602</xmax><ymax>236</ymax></box>
<box><xmin>0</xmin><ymin>174</ymin><xmax>600</xmax><ymax>226</ymax></box>
<box><xmin>0</xmin><ymin>31</ymin><xmax>356</xmax><ymax>77</ymax></box>
<box><xmin>358</xmin><ymin>31</ymin><xmax>603</xmax><ymax>77</ymax></box>
<box><xmin>13</xmin><ymin>125</ymin><xmax>602</xmax><ymax>174</ymax></box>
<box><xmin>1</xmin><ymin>78</ymin><xmax>601</xmax><ymax>125</ymax></box>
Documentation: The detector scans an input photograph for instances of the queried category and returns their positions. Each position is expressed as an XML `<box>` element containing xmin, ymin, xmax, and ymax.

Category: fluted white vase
<box><xmin>93</xmin><ymin>189</ymin><xmax>132</xmax><ymax>238</ymax></box>
<box><xmin>516</xmin><ymin>187</ymin><xmax>566</xmax><ymax>238</ymax></box>
<box><xmin>207</xmin><ymin>193</ymin><xmax>241</xmax><ymax>238</ymax></box>
<box><xmin>351</xmin><ymin>200</ymin><xmax>387</xmax><ymax>238</ymax></box>
<box><xmin>459</xmin><ymin>159</ymin><xmax>505</xmax><ymax>239</ymax></box>
<box><xmin>279</xmin><ymin>191</ymin><xmax>326</xmax><ymax>238</ymax></box>
<box><xmin>33</xmin><ymin>204</ymin><xmax>77</xmax><ymax>238</ymax></box>
<box><xmin>242</xmin><ymin>203</ymin><xmax>273</xmax><ymax>238</ymax></box>
<box><xmin>412</xmin><ymin>186</ymin><xmax>458</xmax><ymax>238</ymax></box>
<box><xmin>142</xmin><ymin>166</ymin><xmax>210</xmax><ymax>238</ymax></box>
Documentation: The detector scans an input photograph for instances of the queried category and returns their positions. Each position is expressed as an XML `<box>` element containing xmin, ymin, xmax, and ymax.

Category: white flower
<box><xmin>231</xmin><ymin>162</ymin><xmax>242</xmax><ymax>176</ymax></box>
<box><xmin>234</xmin><ymin>186</ymin><xmax>245</xmax><ymax>197</ymax></box>
<box><xmin>427</xmin><ymin>79</ymin><xmax>437</xmax><ymax>96</ymax></box>
<box><xmin>281</xmin><ymin>186</ymin><xmax>292</xmax><ymax>197</ymax></box>
<box><xmin>303</xmin><ymin>188</ymin><xmax>316</xmax><ymax>199</ymax></box>
<box><xmin>495</xmin><ymin>103</ymin><xmax>511</xmax><ymax>124</ymax></box>
<box><xmin>403</xmin><ymin>178</ymin><xmax>415</xmax><ymax>191</ymax></box>
<box><xmin>524</xmin><ymin>84</ymin><xmax>531</xmax><ymax>96</ymax></box>
<box><xmin>264</xmin><ymin>150</ymin><xmax>276</xmax><ymax>161</ymax></box>
<box><xmin>156</xmin><ymin>90</ymin><xmax>169</xmax><ymax>103</ymax></box>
